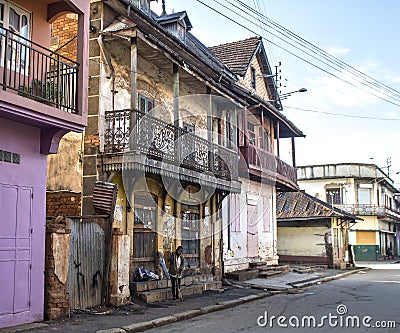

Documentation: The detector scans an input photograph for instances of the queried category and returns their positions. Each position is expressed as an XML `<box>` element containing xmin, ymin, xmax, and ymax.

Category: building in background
<box><xmin>297</xmin><ymin>163</ymin><xmax>400</xmax><ymax>261</ymax></box>
<box><xmin>0</xmin><ymin>0</ymin><xmax>88</xmax><ymax>328</ymax></box>
<box><xmin>276</xmin><ymin>191</ymin><xmax>360</xmax><ymax>268</ymax></box>
<box><xmin>210</xmin><ymin>37</ymin><xmax>304</xmax><ymax>272</ymax></box>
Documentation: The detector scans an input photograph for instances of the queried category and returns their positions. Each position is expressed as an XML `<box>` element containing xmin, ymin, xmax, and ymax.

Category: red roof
<box><xmin>209</xmin><ymin>37</ymin><xmax>261</xmax><ymax>77</ymax></box>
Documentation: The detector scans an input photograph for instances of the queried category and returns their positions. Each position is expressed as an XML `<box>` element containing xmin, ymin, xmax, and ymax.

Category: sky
<box><xmin>152</xmin><ymin>0</ymin><xmax>400</xmax><ymax>187</ymax></box>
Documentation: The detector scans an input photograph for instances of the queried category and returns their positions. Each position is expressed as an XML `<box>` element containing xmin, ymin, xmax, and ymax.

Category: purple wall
<box><xmin>0</xmin><ymin>117</ymin><xmax>47</xmax><ymax>328</ymax></box>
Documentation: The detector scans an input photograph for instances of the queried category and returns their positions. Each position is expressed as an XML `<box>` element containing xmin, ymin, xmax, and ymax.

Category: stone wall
<box><xmin>46</xmin><ymin>191</ymin><xmax>81</xmax><ymax>217</ymax></box>
<box><xmin>44</xmin><ymin>218</ymin><xmax>71</xmax><ymax>320</ymax></box>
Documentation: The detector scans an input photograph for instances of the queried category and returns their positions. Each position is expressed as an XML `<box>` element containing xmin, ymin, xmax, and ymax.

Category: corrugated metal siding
<box><xmin>66</xmin><ymin>218</ymin><xmax>105</xmax><ymax>310</ymax></box>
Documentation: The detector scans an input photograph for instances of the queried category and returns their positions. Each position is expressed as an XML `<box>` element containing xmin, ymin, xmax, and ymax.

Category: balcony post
<box><xmin>130</xmin><ymin>35</ymin><xmax>137</xmax><ymax>130</ymax></box>
<box><xmin>276</xmin><ymin>120</ymin><xmax>280</xmax><ymax>157</ymax></box>
<box><xmin>261</xmin><ymin>108</ymin><xmax>265</xmax><ymax>149</ymax></box>
<box><xmin>206</xmin><ymin>86</ymin><xmax>213</xmax><ymax>172</ymax></box>
<box><xmin>3</xmin><ymin>29</ymin><xmax>8</xmax><ymax>90</ymax></box>
<box><xmin>291</xmin><ymin>136</ymin><xmax>296</xmax><ymax>167</ymax></box>
<box><xmin>173</xmin><ymin>63</ymin><xmax>179</xmax><ymax>128</ymax></box>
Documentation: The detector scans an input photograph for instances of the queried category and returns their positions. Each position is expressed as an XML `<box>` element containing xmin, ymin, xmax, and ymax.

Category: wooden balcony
<box><xmin>239</xmin><ymin>144</ymin><xmax>298</xmax><ymax>191</ymax></box>
<box><xmin>103</xmin><ymin>109</ymin><xmax>239</xmax><ymax>185</ymax></box>
<box><xmin>0</xmin><ymin>27</ymin><xmax>79</xmax><ymax>113</ymax></box>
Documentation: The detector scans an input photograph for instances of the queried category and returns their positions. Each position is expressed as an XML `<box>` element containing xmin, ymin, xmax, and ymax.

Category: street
<box><xmin>147</xmin><ymin>264</ymin><xmax>400</xmax><ymax>333</ymax></box>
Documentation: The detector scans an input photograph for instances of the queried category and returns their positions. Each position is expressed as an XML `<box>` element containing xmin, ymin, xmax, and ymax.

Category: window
<box><xmin>0</xmin><ymin>1</ymin><xmax>31</xmax><ymax>71</ymax></box>
<box><xmin>326</xmin><ymin>188</ymin><xmax>341</xmax><ymax>205</ymax></box>
<box><xmin>250</xmin><ymin>66</ymin><xmax>256</xmax><ymax>89</ymax></box>
<box><xmin>247</xmin><ymin>121</ymin><xmax>261</xmax><ymax>147</ymax></box>
<box><xmin>225</xmin><ymin>111</ymin><xmax>232</xmax><ymax>148</ymax></box>
<box><xmin>263</xmin><ymin>130</ymin><xmax>270</xmax><ymax>151</ymax></box>
<box><xmin>183</xmin><ymin>122</ymin><xmax>195</xmax><ymax>133</ymax></box>
<box><xmin>181</xmin><ymin>205</ymin><xmax>200</xmax><ymax>268</ymax></box>
<box><xmin>358</xmin><ymin>184</ymin><xmax>372</xmax><ymax>205</ymax></box>
<box><xmin>138</xmin><ymin>94</ymin><xmax>154</xmax><ymax>113</ymax></box>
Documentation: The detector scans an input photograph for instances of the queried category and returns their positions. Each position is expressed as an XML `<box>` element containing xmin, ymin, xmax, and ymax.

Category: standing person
<box><xmin>168</xmin><ymin>246</ymin><xmax>184</xmax><ymax>300</ymax></box>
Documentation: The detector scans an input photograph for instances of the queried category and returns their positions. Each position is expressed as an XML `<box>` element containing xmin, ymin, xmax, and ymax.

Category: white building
<box><xmin>297</xmin><ymin>163</ymin><xmax>400</xmax><ymax>260</ymax></box>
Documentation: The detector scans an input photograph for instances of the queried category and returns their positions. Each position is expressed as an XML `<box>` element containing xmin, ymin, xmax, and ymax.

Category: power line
<box><xmin>229</xmin><ymin>0</ymin><xmax>400</xmax><ymax>100</ymax></box>
<box><xmin>218</xmin><ymin>0</ymin><xmax>400</xmax><ymax>103</ymax></box>
<box><xmin>199</xmin><ymin>0</ymin><xmax>400</xmax><ymax>107</ymax></box>
<box><xmin>284</xmin><ymin>105</ymin><xmax>400</xmax><ymax>121</ymax></box>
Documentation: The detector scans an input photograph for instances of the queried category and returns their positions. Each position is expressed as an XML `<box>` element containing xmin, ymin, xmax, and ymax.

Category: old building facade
<box><xmin>0</xmin><ymin>0</ymin><xmax>89</xmax><ymax>328</ymax></box>
<box><xmin>276</xmin><ymin>191</ymin><xmax>359</xmax><ymax>268</ymax></box>
<box><xmin>297</xmin><ymin>163</ymin><xmax>400</xmax><ymax>261</ymax></box>
<box><xmin>210</xmin><ymin>37</ymin><xmax>303</xmax><ymax>272</ymax></box>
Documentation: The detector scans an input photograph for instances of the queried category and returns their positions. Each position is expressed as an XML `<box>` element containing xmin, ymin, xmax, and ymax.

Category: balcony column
<box><xmin>276</xmin><ymin>120</ymin><xmax>280</xmax><ymax>157</ymax></box>
<box><xmin>173</xmin><ymin>63</ymin><xmax>179</xmax><ymax>128</ymax></box>
<box><xmin>261</xmin><ymin>108</ymin><xmax>265</xmax><ymax>149</ymax></box>
<box><xmin>173</xmin><ymin>63</ymin><xmax>180</xmax><ymax>163</ymax></box>
<box><xmin>130</xmin><ymin>35</ymin><xmax>137</xmax><ymax>132</ymax></box>
<box><xmin>291</xmin><ymin>137</ymin><xmax>296</xmax><ymax>167</ymax></box>
<box><xmin>206</xmin><ymin>86</ymin><xmax>214</xmax><ymax>172</ymax></box>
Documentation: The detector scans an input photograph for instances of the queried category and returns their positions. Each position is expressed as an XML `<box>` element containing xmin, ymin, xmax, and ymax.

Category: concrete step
<box><xmin>225</xmin><ymin>269</ymin><xmax>259</xmax><ymax>281</ymax></box>
<box><xmin>134</xmin><ymin>281</ymin><xmax>222</xmax><ymax>303</ymax></box>
<box><xmin>258</xmin><ymin>265</ymin><xmax>289</xmax><ymax>273</ymax></box>
<box><xmin>130</xmin><ymin>274</ymin><xmax>215</xmax><ymax>293</ymax></box>
<box><xmin>258</xmin><ymin>270</ymin><xmax>286</xmax><ymax>278</ymax></box>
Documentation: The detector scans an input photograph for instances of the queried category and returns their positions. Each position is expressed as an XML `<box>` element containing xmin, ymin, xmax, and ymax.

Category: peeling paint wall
<box><xmin>222</xmin><ymin>179</ymin><xmax>277</xmax><ymax>272</ymax></box>
<box><xmin>278</xmin><ymin>226</ymin><xmax>330</xmax><ymax>257</ymax></box>
<box><xmin>46</xmin><ymin>132</ymin><xmax>83</xmax><ymax>192</ymax></box>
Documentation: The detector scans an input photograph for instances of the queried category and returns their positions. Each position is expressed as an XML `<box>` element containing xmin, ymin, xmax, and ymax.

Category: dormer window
<box><xmin>156</xmin><ymin>11</ymin><xmax>192</xmax><ymax>44</ymax></box>
<box><xmin>250</xmin><ymin>66</ymin><xmax>256</xmax><ymax>90</ymax></box>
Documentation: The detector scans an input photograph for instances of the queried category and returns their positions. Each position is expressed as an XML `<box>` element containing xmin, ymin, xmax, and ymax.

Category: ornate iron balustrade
<box><xmin>104</xmin><ymin>109</ymin><xmax>238</xmax><ymax>181</ymax></box>
<box><xmin>335</xmin><ymin>204</ymin><xmax>400</xmax><ymax>220</ymax></box>
<box><xmin>240</xmin><ymin>144</ymin><xmax>297</xmax><ymax>185</ymax></box>
<box><xmin>0</xmin><ymin>27</ymin><xmax>79</xmax><ymax>113</ymax></box>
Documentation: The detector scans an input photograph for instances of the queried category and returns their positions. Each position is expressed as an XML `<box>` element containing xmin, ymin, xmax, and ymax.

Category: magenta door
<box><xmin>247</xmin><ymin>205</ymin><xmax>258</xmax><ymax>258</ymax></box>
<box><xmin>0</xmin><ymin>184</ymin><xmax>32</xmax><ymax>317</ymax></box>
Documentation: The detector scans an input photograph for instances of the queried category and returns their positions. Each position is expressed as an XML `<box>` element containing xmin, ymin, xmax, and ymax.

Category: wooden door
<box><xmin>247</xmin><ymin>204</ymin><xmax>258</xmax><ymax>258</ymax></box>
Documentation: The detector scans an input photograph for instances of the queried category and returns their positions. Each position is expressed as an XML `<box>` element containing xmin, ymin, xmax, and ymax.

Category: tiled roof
<box><xmin>209</xmin><ymin>37</ymin><xmax>261</xmax><ymax>76</ymax></box>
<box><xmin>276</xmin><ymin>191</ymin><xmax>360</xmax><ymax>221</ymax></box>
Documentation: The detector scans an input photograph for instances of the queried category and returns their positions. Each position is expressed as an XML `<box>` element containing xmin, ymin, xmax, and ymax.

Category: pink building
<box><xmin>0</xmin><ymin>0</ymin><xmax>88</xmax><ymax>328</ymax></box>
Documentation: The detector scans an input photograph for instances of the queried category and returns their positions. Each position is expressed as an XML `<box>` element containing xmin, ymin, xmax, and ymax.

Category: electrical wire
<box><xmin>214</xmin><ymin>0</ymin><xmax>400</xmax><ymax>103</ymax></box>
<box><xmin>229</xmin><ymin>0</ymin><xmax>400</xmax><ymax>100</ymax></box>
<box><xmin>196</xmin><ymin>0</ymin><xmax>400</xmax><ymax>107</ymax></box>
<box><xmin>284</xmin><ymin>105</ymin><xmax>400</xmax><ymax>121</ymax></box>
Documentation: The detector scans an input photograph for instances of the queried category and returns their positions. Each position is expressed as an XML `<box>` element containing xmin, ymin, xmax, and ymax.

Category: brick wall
<box><xmin>46</xmin><ymin>191</ymin><xmax>81</xmax><ymax>217</ymax></box>
<box><xmin>44</xmin><ymin>217</ymin><xmax>71</xmax><ymax>320</ymax></box>
<box><xmin>50</xmin><ymin>13</ymin><xmax>78</xmax><ymax>62</ymax></box>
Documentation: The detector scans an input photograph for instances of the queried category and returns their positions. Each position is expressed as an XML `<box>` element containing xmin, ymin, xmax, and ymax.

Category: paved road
<box><xmin>148</xmin><ymin>264</ymin><xmax>400</xmax><ymax>333</ymax></box>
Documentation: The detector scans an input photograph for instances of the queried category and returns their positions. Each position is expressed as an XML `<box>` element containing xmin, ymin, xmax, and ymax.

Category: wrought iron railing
<box><xmin>0</xmin><ymin>27</ymin><xmax>79</xmax><ymax>113</ymax></box>
<box><xmin>334</xmin><ymin>204</ymin><xmax>400</xmax><ymax>220</ymax></box>
<box><xmin>104</xmin><ymin>109</ymin><xmax>238</xmax><ymax>181</ymax></box>
<box><xmin>240</xmin><ymin>144</ymin><xmax>297</xmax><ymax>185</ymax></box>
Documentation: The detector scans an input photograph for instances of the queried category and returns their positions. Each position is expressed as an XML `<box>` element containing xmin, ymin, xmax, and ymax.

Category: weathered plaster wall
<box><xmin>278</xmin><ymin>226</ymin><xmax>330</xmax><ymax>257</ymax></box>
<box><xmin>47</xmin><ymin>133</ymin><xmax>83</xmax><ymax>192</ymax></box>
<box><xmin>222</xmin><ymin>179</ymin><xmax>277</xmax><ymax>272</ymax></box>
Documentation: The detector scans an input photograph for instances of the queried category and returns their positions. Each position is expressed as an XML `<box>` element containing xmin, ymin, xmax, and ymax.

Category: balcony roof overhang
<box><xmin>102</xmin><ymin>153</ymin><xmax>241</xmax><ymax>193</ymax></box>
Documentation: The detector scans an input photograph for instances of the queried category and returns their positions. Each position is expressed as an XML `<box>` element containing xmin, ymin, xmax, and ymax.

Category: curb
<box><xmin>97</xmin><ymin>291</ymin><xmax>275</xmax><ymax>333</ymax></box>
<box><xmin>290</xmin><ymin>268</ymin><xmax>369</xmax><ymax>289</ymax></box>
<box><xmin>96</xmin><ymin>269</ymin><xmax>367</xmax><ymax>333</ymax></box>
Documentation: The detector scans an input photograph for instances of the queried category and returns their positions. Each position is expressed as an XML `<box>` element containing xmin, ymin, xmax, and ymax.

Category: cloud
<box><xmin>324</xmin><ymin>46</ymin><xmax>351</xmax><ymax>57</ymax></box>
<box><xmin>389</xmin><ymin>76</ymin><xmax>400</xmax><ymax>83</ymax></box>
